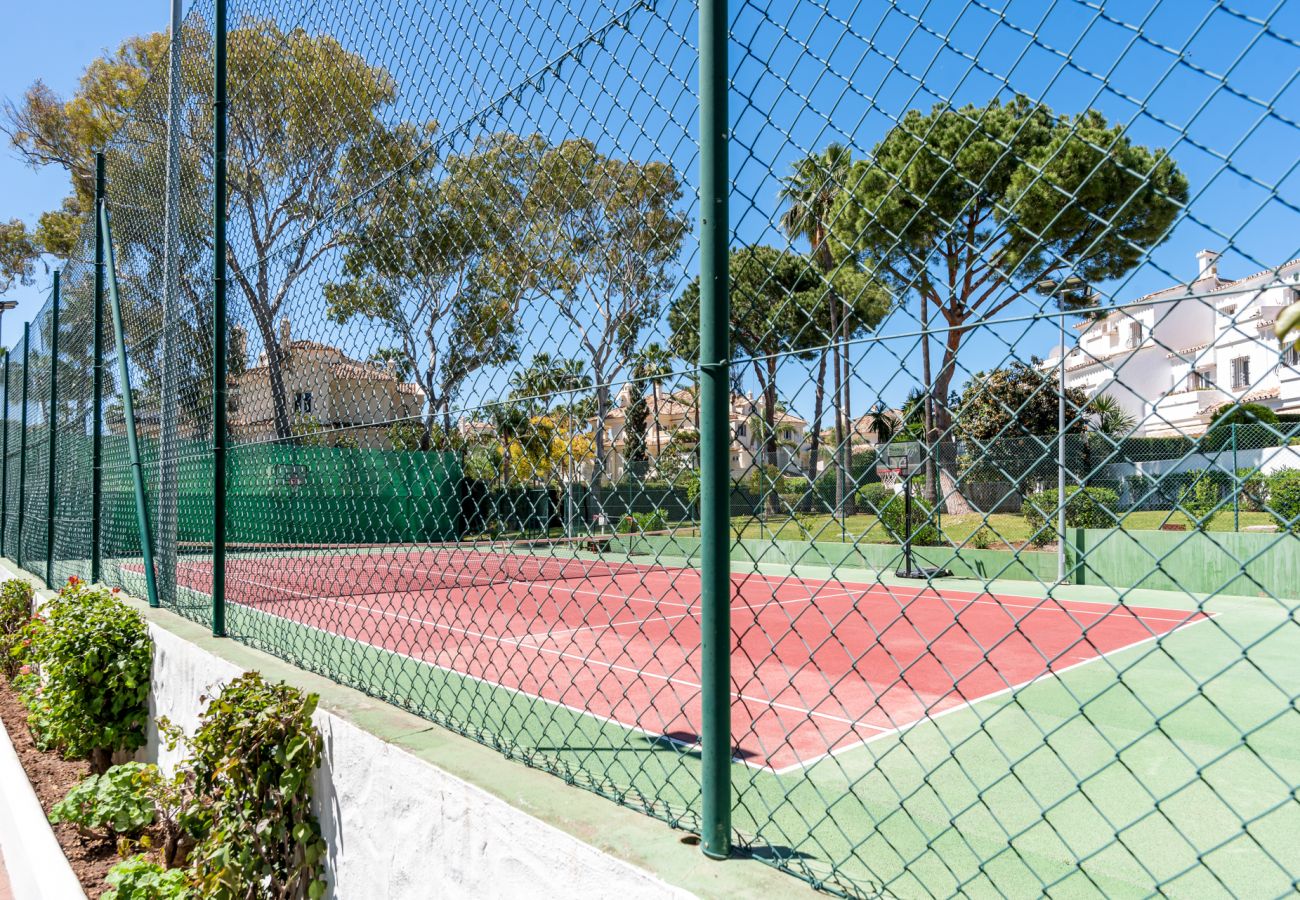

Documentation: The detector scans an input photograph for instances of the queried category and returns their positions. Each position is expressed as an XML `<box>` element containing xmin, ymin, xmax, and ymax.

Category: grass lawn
<box><xmin>728</xmin><ymin>508</ymin><xmax>1281</xmax><ymax>549</ymax></box>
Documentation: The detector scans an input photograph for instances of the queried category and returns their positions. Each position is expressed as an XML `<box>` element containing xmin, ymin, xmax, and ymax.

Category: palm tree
<box><xmin>866</xmin><ymin>402</ymin><xmax>895</xmax><ymax>445</ymax></box>
<box><xmin>633</xmin><ymin>343</ymin><xmax>674</xmax><ymax>474</ymax></box>
<box><xmin>1089</xmin><ymin>394</ymin><xmax>1136</xmax><ymax>436</ymax></box>
<box><xmin>779</xmin><ymin>143</ymin><xmax>856</xmax><ymax>517</ymax></box>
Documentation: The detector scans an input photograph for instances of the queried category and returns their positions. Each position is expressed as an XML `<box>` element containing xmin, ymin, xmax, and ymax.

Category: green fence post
<box><xmin>91</xmin><ymin>151</ymin><xmax>105</xmax><ymax>583</ymax></box>
<box><xmin>698</xmin><ymin>0</ymin><xmax>732</xmax><ymax>861</ymax></box>
<box><xmin>211</xmin><ymin>0</ymin><xmax>228</xmax><ymax>637</ymax></box>
<box><xmin>45</xmin><ymin>270</ymin><xmax>60</xmax><ymax>588</ymax></box>
<box><xmin>1</xmin><ymin>350</ymin><xmax>8</xmax><ymax>559</ymax></box>
<box><xmin>100</xmin><ymin>204</ymin><xmax>160</xmax><ymax>610</ymax></box>
<box><xmin>17</xmin><ymin>323</ymin><xmax>29</xmax><ymax>570</ymax></box>
<box><xmin>1231</xmin><ymin>422</ymin><xmax>1239</xmax><ymax>531</ymax></box>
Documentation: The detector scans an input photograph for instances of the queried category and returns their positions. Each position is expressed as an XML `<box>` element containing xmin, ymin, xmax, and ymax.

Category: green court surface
<box><xmin>107</xmin><ymin>551</ymin><xmax>1300</xmax><ymax>897</ymax></box>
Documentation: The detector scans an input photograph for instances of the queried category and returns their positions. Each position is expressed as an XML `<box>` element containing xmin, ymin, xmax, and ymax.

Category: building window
<box><xmin>1231</xmin><ymin>356</ymin><xmax>1251</xmax><ymax>390</ymax></box>
<box><xmin>1127</xmin><ymin>321</ymin><xmax>1142</xmax><ymax>348</ymax></box>
<box><xmin>735</xmin><ymin>423</ymin><xmax>747</xmax><ymax>438</ymax></box>
<box><xmin>1285</xmin><ymin>344</ymin><xmax>1300</xmax><ymax>368</ymax></box>
<box><xmin>293</xmin><ymin>391</ymin><xmax>313</xmax><ymax>414</ymax></box>
<box><xmin>1188</xmin><ymin>368</ymin><xmax>1213</xmax><ymax>390</ymax></box>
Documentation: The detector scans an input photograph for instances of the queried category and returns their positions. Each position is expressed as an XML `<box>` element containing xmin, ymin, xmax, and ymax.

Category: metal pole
<box><xmin>92</xmin><ymin>153</ymin><xmax>106</xmax><ymax>583</ymax></box>
<box><xmin>17</xmin><ymin>324</ymin><xmax>30</xmax><ymax>570</ymax></box>
<box><xmin>100</xmin><ymin>204</ymin><xmax>160</xmax><ymax>609</ymax></box>
<box><xmin>45</xmin><ymin>271</ymin><xmax>60</xmax><ymax>588</ymax></box>
<box><xmin>698</xmin><ymin>0</ymin><xmax>731</xmax><ymax>861</ymax></box>
<box><xmin>1057</xmin><ymin>309</ymin><xmax>1067</xmax><ymax>582</ymax></box>
<box><xmin>156</xmin><ymin>0</ymin><xmax>184</xmax><ymax>607</ymax></box>
<box><xmin>212</xmin><ymin>0</ymin><xmax>228</xmax><ymax>637</ymax></box>
<box><xmin>902</xmin><ymin>470</ymin><xmax>914</xmax><ymax>576</ymax></box>
<box><xmin>1</xmin><ymin>351</ymin><xmax>8</xmax><ymax>559</ymax></box>
<box><xmin>1231</xmin><ymin>423</ymin><xmax>1239</xmax><ymax>531</ymax></box>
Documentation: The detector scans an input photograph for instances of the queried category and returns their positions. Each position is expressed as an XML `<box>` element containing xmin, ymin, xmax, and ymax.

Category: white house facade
<box><xmin>1043</xmin><ymin>251</ymin><xmax>1300</xmax><ymax>436</ymax></box>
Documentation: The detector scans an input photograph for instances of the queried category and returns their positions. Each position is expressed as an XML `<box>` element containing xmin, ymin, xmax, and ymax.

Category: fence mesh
<box><xmin>4</xmin><ymin>0</ymin><xmax>1300</xmax><ymax>895</ymax></box>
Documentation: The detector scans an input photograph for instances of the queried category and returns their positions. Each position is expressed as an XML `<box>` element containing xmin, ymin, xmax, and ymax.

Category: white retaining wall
<box><xmin>145</xmin><ymin>624</ymin><xmax>694</xmax><ymax>900</ymax></box>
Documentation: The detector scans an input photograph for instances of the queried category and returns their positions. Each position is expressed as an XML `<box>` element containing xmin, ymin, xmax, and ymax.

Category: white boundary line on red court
<box><xmin>763</xmin><ymin>612</ymin><xmax>1219</xmax><ymax>776</ymax></box>
<box><xmin>224</xmin><ymin>572</ymin><xmax>879</xmax><ymax>737</ymax></box>
<box><xmin>219</xmin><ymin>568</ymin><xmax>1213</xmax><ymax>773</ymax></box>
<box><xmin>165</xmin><ymin>557</ymin><xmax>1214</xmax><ymax>771</ymax></box>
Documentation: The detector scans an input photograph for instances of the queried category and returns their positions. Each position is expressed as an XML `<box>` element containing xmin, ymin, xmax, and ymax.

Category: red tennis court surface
<box><xmin>168</xmin><ymin>547</ymin><xmax>1205</xmax><ymax>771</ymax></box>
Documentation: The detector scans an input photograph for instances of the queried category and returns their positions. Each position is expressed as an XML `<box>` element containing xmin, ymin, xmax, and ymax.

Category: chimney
<box><xmin>1196</xmin><ymin>250</ymin><xmax>1219</xmax><ymax>281</ymax></box>
<box><xmin>279</xmin><ymin>316</ymin><xmax>291</xmax><ymax>347</ymax></box>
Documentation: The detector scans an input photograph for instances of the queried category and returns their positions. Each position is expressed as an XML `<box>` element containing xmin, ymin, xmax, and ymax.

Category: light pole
<box><xmin>0</xmin><ymin>300</ymin><xmax>18</xmax><ymax>352</ymax></box>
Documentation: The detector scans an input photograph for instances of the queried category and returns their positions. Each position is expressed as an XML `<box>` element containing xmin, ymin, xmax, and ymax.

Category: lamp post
<box><xmin>0</xmin><ymin>300</ymin><xmax>18</xmax><ymax>349</ymax></box>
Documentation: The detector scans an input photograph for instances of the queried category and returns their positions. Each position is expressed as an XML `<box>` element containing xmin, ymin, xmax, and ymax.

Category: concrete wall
<box><xmin>144</xmin><ymin>624</ymin><xmax>703</xmax><ymax>900</ymax></box>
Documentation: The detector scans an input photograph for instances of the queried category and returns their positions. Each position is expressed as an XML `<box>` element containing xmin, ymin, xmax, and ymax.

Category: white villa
<box><xmin>1044</xmin><ymin>251</ymin><xmax>1300</xmax><ymax>436</ymax></box>
<box><xmin>229</xmin><ymin>319</ymin><xmax>426</xmax><ymax>448</ymax></box>
<box><xmin>593</xmin><ymin>386</ymin><xmax>810</xmax><ymax>481</ymax></box>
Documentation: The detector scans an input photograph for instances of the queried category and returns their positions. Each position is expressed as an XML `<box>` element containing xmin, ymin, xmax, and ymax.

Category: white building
<box><xmin>1044</xmin><ymin>251</ymin><xmax>1300</xmax><ymax>436</ymax></box>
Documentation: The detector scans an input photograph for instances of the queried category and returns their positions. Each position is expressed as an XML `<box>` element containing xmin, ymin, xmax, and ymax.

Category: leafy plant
<box><xmin>1266</xmin><ymin>468</ymin><xmax>1300</xmax><ymax>532</ymax></box>
<box><xmin>1177</xmin><ymin>470</ymin><xmax>1222</xmax><ymax>530</ymax></box>
<box><xmin>1238</xmin><ymin>468</ymin><xmax>1268</xmax><ymax>512</ymax></box>
<box><xmin>103</xmin><ymin>856</ymin><xmax>191</xmax><ymax>900</ymax></box>
<box><xmin>876</xmin><ymin>489</ymin><xmax>942</xmax><ymax>546</ymax></box>
<box><xmin>615</xmin><ymin>510</ymin><xmax>669</xmax><ymax>534</ymax></box>
<box><xmin>1022</xmin><ymin>486</ymin><xmax>1119</xmax><ymax>544</ymax></box>
<box><xmin>14</xmin><ymin>578</ymin><xmax>152</xmax><ymax>772</ymax></box>
<box><xmin>50</xmin><ymin>762</ymin><xmax>156</xmax><ymax>840</ymax></box>
<box><xmin>968</xmin><ymin>526</ymin><xmax>997</xmax><ymax>550</ymax></box>
<box><xmin>855</xmin><ymin>482</ymin><xmax>895</xmax><ymax>512</ymax></box>
<box><xmin>187</xmin><ymin>673</ymin><xmax>326</xmax><ymax>899</ymax></box>
<box><xmin>1203</xmin><ymin>403</ymin><xmax>1281</xmax><ymax>451</ymax></box>
<box><xmin>0</xmin><ymin>578</ymin><xmax>33</xmax><ymax>677</ymax></box>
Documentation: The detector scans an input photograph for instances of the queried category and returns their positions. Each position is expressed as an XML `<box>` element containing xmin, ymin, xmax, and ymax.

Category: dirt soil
<box><xmin>0</xmin><ymin>675</ymin><xmax>117</xmax><ymax>898</ymax></box>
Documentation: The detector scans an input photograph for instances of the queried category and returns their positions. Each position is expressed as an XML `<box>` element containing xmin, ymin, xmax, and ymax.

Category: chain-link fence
<box><xmin>4</xmin><ymin>0</ymin><xmax>1300</xmax><ymax>895</ymax></box>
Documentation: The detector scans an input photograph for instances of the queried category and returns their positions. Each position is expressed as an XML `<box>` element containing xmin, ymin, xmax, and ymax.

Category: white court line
<box><xmin>765</xmin><ymin>612</ymin><xmax>1217</xmax><ymax>775</ymax></box>
<box><xmin>206</xmin><ymin>555</ymin><xmax>1197</xmax><ymax>626</ymax></box>
<box><xmin>225</xmin><ymin>571</ymin><xmax>884</xmax><ymax>734</ymax></box>
<box><xmin>169</xmin><ymin>563</ymin><xmax>1214</xmax><ymax>773</ymax></box>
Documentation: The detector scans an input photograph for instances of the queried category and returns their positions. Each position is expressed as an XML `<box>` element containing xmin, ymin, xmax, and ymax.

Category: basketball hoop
<box><xmin>876</xmin><ymin>465</ymin><xmax>904</xmax><ymax>492</ymax></box>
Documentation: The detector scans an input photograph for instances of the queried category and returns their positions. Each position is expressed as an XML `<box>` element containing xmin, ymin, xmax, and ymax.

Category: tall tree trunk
<box><xmin>920</xmin><ymin>294</ymin><xmax>938</xmax><ymax>504</ymax></box>
<box><xmin>764</xmin><ymin>357</ymin><xmax>779</xmax><ymax>517</ymax></box>
<box><xmin>840</xmin><ymin>301</ymin><xmax>856</xmax><ymax>517</ymax></box>
<box><xmin>806</xmin><ymin>348</ymin><xmax>826</xmax><ymax>484</ymax></box>
<box><xmin>829</xmin><ymin>296</ymin><xmax>845</xmax><ymax>522</ymax></box>
<box><xmin>651</xmin><ymin>382</ymin><xmax>662</xmax><ymax>471</ymax></box>
<box><xmin>593</xmin><ymin>381</ymin><xmax>609</xmax><ymax>518</ymax></box>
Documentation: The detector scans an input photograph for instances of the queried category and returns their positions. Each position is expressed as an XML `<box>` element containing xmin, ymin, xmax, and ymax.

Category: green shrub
<box><xmin>50</xmin><ymin>762</ymin><xmax>157</xmax><ymax>840</ymax></box>
<box><xmin>1203</xmin><ymin>403</ymin><xmax>1281</xmax><ymax>451</ymax></box>
<box><xmin>1238</xmin><ymin>468</ymin><xmax>1268</xmax><ymax>511</ymax></box>
<box><xmin>855</xmin><ymin>483</ymin><xmax>895</xmax><ymax>512</ymax></box>
<box><xmin>1178</xmin><ymin>470</ymin><xmax>1222</xmax><ymax>529</ymax></box>
<box><xmin>615</xmin><ymin>510</ymin><xmax>669</xmax><ymax>533</ymax></box>
<box><xmin>0</xmin><ymin>579</ymin><xmax>34</xmax><ymax>677</ymax></box>
<box><xmin>103</xmin><ymin>856</ymin><xmax>191</xmax><ymax>900</ymax></box>
<box><xmin>1267</xmin><ymin>468</ymin><xmax>1300</xmax><ymax>532</ymax></box>
<box><xmin>187</xmin><ymin>672</ymin><xmax>326</xmax><ymax>899</ymax></box>
<box><xmin>875</xmin><ymin>489</ymin><xmax>942</xmax><ymax>546</ymax></box>
<box><xmin>968</xmin><ymin>526</ymin><xmax>997</xmax><ymax>550</ymax></box>
<box><xmin>1022</xmin><ymin>486</ymin><xmax>1119</xmax><ymax>543</ymax></box>
<box><xmin>14</xmin><ymin>578</ymin><xmax>152</xmax><ymax>772</ymax></box>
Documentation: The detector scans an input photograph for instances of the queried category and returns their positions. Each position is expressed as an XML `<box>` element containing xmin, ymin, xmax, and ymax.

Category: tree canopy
<box><xmin>830</xmin><ymin>97</ymin><xmax>1187</xmax><ymax>430</ymax></box>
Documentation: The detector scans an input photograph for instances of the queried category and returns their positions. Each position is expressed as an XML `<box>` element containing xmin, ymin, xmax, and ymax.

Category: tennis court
<box><xmin>156</xmin><ymin>544</ymin><xmax>1205</xmax><ymax>772</ymax></box>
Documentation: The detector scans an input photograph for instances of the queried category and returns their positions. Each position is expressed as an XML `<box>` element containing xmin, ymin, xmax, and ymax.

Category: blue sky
<box><xmin>3</xmin><ymin>0</ymin><xmax>1299</xmax><ymax>425</ymax></box>
<box><xmin>0</xmin><ymin>0</ymin><xmax>162</xmax><ymax>348</ymax></box>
